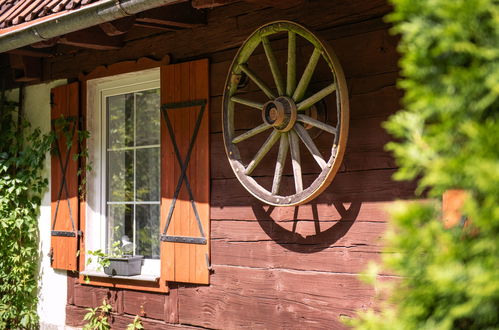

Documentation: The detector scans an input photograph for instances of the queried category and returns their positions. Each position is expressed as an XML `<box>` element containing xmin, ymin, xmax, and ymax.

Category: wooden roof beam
<box><xmin>99</xmin><ymin>17</ymin><xmax>135</xmax><ymax>36</ymax></box>
<box><xmin>192</xmin><ymin>0</ymin><xmax>305</xmax><ymax>9</ymax></box>
<box><xmin>58</xmin><ymin>26</ymin><xmax>124</xmax><ymax>50</ymax></box>
<box><xmin>133</xmin><ymin>21</ymin><xmax>181</xmax><ymax>31</ymax></box>
<box><xmin>136</xmin><ymin>2</ymin><xmax>206</xmax><ymax>28</ymax></box>
<box><xmin>9</xmin><ymin>54</ymin><xmax>42</xmax><ymax>82</ymax></box>
<box><xmin>191</xmin><ymin>0</ymin><xmax>232</xmax><ymax>9</ymax></box>
<box><xmin>7</xmin><ymin>48</ymin><xmax>54</xmax><ymax>58</ymax></box>
<box><xmin>31</xmin><ymin>38</ymin><xmax>59</xmax><ymax>48</ymax></box>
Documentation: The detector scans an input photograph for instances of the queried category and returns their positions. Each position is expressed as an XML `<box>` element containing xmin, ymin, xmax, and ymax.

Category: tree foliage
<box><xmin>0</xmin><ymin>100</ymin><xmax>52</xmax><ymax>328</ymax></box>
<box><xmin>353</xmin><ymin>0</ymin><xmax>499</xmax><ymax>329</ymax></box>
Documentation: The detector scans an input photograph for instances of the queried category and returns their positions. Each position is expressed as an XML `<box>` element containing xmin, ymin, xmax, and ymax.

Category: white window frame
<box><xmin>85</xmin><ymin>68</ymin><xmax>161</xmax><ymax>277</ymax></box>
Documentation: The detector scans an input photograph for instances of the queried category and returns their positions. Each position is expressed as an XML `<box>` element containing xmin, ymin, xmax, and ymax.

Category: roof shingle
<box><xmin>0</xmin><ymin>0</ymin><xmax>101</xmax><ymax>29</ymax></box>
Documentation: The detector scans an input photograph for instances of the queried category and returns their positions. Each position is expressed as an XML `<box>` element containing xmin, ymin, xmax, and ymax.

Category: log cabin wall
<box><xmin>48</xmin><ymin>0</ymin><xmax>416</xmax><ymax>328</ymax></box>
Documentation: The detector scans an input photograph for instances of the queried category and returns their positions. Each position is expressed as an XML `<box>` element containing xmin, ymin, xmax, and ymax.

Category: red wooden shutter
<box><xmin>50</xmin><ymin>82</ymin><xmax>80</xmax><ymax>271</ymax></box>
<box><xmin>160</xmin><ymin>59</ymin><xmax>210</xmax><ymax>284</ymax></box>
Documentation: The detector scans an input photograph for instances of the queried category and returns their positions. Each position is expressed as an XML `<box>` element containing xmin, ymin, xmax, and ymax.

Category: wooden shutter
<box><xmin>50</xmin><ymin>82</ymin><xmax>80</xmax><ymax>271</ymax></box>
<box><xmin>160</xmin><ymin>59</ymin><xmax>210</xmax><ymax>284</ymax></box>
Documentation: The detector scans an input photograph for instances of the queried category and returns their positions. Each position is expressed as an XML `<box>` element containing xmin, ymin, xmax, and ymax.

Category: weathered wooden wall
<box><xmin>59</xmin><ymin>0</ymin><xmax>415</xmax><ymax>328</ymax></box>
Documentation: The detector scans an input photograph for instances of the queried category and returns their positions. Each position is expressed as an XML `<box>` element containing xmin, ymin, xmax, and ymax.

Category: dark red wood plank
<box><xmin>211</xmin><ymin>169</ymin><xmax>417</xmax><ymax>208</ymax></box>
<box><xmin>66</xmin><ymin>304</ymin><xmax>200</xmax><ymax>329</ymax></box>
<box><xmin>210</xmin><ymin>200</ymin><xmax>393</xmax><ymax>222</ymax></box>
<box><xmin>73</xmin><ymin>284</ymin><xmax>119</xmax><ymax>310</ymax></box>
<box><xmin>177</xmin><ymin>265</ymin><xmax>383</xmax><ymax>329</ymax></box>
<box><xmin>123</xmin><ymin>290</ymin><xmax>165</xmax><ymax>320</ymax></box>
<box><xmin>210</xmin><ymin>218</ymin><xmax>387</xmax><ymax>274</ymax></box>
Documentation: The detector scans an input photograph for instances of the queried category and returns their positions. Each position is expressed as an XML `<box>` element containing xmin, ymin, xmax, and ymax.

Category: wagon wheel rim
<box><xmin>222</xmin><ymin>21</ymin><xmax>349</xmax><ymax>206</ymax></box>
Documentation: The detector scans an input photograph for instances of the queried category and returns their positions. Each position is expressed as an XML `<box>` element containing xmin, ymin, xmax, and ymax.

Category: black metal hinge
<box><xmin>51</xmin><ymin>230</ymin><xmax>82</xmax><ymax>237</ymax></box>
<box><xmin>160</xmin><ymin>235</ymin><xmax>207</xmax><ymax>245</ymax></box>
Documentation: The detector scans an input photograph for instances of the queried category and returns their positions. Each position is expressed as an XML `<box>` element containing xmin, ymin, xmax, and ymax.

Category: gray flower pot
<box><xmin>103</xmin><ymin>255</ymin><xmax>143</xmax><ymax>276</ymax></box>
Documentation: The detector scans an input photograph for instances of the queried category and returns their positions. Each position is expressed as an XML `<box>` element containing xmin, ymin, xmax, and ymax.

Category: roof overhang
<box><xmin>0</xmin><ymin>0</ymin><xmax>180</xmax><ymax>53</ymax></box>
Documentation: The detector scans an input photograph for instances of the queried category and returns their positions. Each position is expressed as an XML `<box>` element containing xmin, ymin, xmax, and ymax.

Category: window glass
<box><xmin>105</xmin><ymin>88</ymin><xmax>160</xmax><ymax>259</ymax></box>
<box><xmin>136</xmin><ymin>148</ymin><xmax>160</xmax><ymax>201</ymax></box>
<box><xmin>107</xmin><ymin>93</ymin><xmax>134</xmax><ymax>148</ymax></box>
<box><xmin>136</xmin><ymin>204</ymin><xmax>160</xmax><ymax>258</ymax></box>
<box><xmin>136</xmin><ymin>89</ymin><xmax>160</xmax><ymax>146</ymax></box>
<box><xmin>107</xmin><ymin>150</ymin><xmax>134</xmax><ymax>201</ymax></box>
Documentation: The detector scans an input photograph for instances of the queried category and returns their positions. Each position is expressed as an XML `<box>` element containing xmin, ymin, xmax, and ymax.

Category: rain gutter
<box><xmin>0</xmin><ymin>0</ymin><xmax>180</xmax><ymax>53</ymax></box>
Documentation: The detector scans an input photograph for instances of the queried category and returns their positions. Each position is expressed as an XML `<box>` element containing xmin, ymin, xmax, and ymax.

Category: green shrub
<box><xmin>0</xmin><ymin>100</ymin><xmax>52</xmax><ymax>328</ymax></box>
<box><xmin>353</xmin><ymin>0</ymin><xmax>499</xmax><ymax>329</ymax></box>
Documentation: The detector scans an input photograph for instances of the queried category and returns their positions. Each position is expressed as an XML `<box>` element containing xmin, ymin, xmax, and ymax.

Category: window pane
<box><xmin>107</xmin><ymin>204</ymin><xmax>134</xmax><ymax>255</ymax></box>
<box><xmin>136</xmin><ymin>204</ymin><xmax>160</xmax><ymax>259</ymax></box>
<box><xmin>136</xmin><ymin>148</ymin><xmax>160</xmax><ymax>201</ymax></box>
<box><xmin>107</xmin><ymin>150</ymin><xmax>134</xmax><ymax>202</ymax></box>
<box><xmin>135</xmin><ymin>89</ymin><xmax>160</xmax><ymax>146</ymax></box>
<box><xmin>107</xmin><ymin>93</ymin><xmax>134</xmax><ymax>148</ymax></box>
<box><xmin>105</xmin><ymin>86</ymin><xmax>160</xmax><ymax>262</ymax></box>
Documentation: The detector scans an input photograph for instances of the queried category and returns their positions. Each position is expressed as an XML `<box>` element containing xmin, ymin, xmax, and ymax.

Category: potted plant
<box><xmin>87</xmin><ymin>235</ymin><xmax>143</xmax><ymax>276</ymax></box>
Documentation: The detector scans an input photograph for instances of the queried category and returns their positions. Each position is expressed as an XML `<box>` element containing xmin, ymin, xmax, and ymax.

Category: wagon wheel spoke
<box><xmin>297</xmin><ymin>114</ymin><xmax>337</xmax><ymax>135</ymax></box>
<box><xmin>296</xmin><ymin>83</ymin><xmax>336</xmax><ymax>111</ymax></box>
<box><xmin>286</xmin><ymin>31</ymin><xmax>297</xmax><ymax>97</ymax></box>
<box><xmin>239</xmin><ymin>64</ymin><xmax>276</xmax><ymax>99</ymax></box>
<box><xmin>231</xmin><ymin>96</ymin><xmax>264</xmax><ymax>110</ymax></box>
<box><xmin>292</xmin><ymin>47</ymin><xmax>322</xmax><ymax>102</ymax></box>
<box><xmin>232</xmin><ymin>123</ymin><xmax>271</xmax><ymax>144</ymax></box>
<box><xmin>245</xmin><ymin>130</ymin><xmax>280</xmax><ymax>175</ymax></box>
<box><xmin>271</xmin><ymin>132</ymin><xmax>289</xmax><ymax>195</ymax></box>
<box><xmin>262</xmin><ymin>36</ymin><xmax>285</xmax><ymax>96</ymax></box>
<box><xmin>288</xmin><ymin>129</ymin><xmax>303</xmax><ymax>193</ymax></box>
<box><xmin>294</xmin><ymin>123</ymin><xmax>327</xmax><ymax>170</ymax></box>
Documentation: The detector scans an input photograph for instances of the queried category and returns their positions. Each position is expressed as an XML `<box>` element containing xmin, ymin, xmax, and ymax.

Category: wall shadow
<box><xmin>252</xmin><ymin>201</ymin><xmax>362</xmax><ymax>253</ymax></box>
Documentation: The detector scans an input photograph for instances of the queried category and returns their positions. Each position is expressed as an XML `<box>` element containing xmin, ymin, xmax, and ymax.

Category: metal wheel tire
<box><xmin>222</xmin><ymin>20</ymin><xmax>349</xmax><ymax>206</ymax></box>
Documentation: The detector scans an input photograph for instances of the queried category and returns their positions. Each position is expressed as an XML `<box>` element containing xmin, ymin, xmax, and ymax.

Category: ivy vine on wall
<box><xmin>0</xmin><ymin>84</ymin><xmax>90</xmax><ymax>328</ymax></box>
<box><xmin>0</xmin><ymin>95</ymin><xmax>52</xmax><ymax>328</ymax></box>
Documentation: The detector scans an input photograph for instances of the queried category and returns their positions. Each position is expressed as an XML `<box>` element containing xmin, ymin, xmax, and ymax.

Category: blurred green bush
<box><xmin>352</xmin><ymin>0</ymin><xmax>499</xmax><ymax>329</ymax></box>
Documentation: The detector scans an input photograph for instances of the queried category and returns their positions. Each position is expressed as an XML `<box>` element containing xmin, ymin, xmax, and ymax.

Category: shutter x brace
<box><xmin>160</xmin><ymin>99</ymin><xmax>207</xmax><ymax>245</ymax></box>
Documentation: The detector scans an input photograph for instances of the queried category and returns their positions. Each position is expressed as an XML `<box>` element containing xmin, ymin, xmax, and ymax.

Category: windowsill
<box><xmin>81</xmin><ymin>270</ymin><xmax>159</xmax><ymax>282</ymax></box>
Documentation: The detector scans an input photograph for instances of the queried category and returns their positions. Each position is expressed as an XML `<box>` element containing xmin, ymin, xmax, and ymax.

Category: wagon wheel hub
<box><xmin>262</xmin><ymin>96</ymin><xmax>297</xmax><ymax>132</ymax></box>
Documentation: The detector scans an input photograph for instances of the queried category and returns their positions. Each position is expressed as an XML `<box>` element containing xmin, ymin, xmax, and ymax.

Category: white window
<box><xmin>86</xmin><ymin>68</ymin><xmax>161</xmax><ymax>277</ymax></box>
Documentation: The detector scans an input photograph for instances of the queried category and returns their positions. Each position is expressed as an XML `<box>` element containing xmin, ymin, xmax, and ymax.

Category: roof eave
<box><xmin>0</xmin><ymin>0</ymin><xmax>180</xmax><ymax>53</ymax></box>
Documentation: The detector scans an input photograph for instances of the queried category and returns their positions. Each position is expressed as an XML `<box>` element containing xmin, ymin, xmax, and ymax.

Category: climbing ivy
<box><xmin>352</xmin><ymin>0</ymin><xmax>499</xmax><ymax>329</ymax></box>
<box><xmin>83</xmin><ymin>299</ymin><xmax>112</xmax><ymax>330</ymax></box>
<box><xmin>0</xmin><ymin>97</ymin><xmax>53</xmax><ymax>328</ymax></box>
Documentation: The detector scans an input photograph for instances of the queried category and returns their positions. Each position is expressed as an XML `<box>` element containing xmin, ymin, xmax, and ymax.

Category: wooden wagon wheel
<box><xmin>222</xmin><ymin>21</ymin><xmax>349</xmax><ymax>206</ymax></box>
